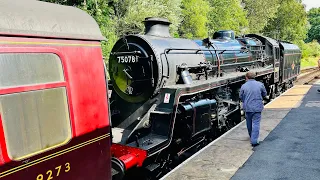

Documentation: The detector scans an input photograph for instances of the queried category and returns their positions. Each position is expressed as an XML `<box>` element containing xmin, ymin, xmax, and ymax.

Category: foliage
<box><xmin>262</xmin><ymin>0</ymin><xmax>308</xmax><ymax>42</ymax></box>
<box><xmin>242</xmin><ymin>0</ymin><xmax>280</xmax><ymax>33</ymax></box>
<box><xmin>295</xmin><ymin>39</ymin><xmax>320</xmax><ymax>69</ymax></box>
<box><xmin>179</xmin><ymin>0</ymin><xmax>210</xmax><ymax>39</ymax></box>
<box><xmin>306</xmin><ymin>8</ymin><xmax>320</xmax><ymax>42</ymax></box>
<box><xmin>80</xmin><ymin>0</ymin><xmax>117</xmax><ymax>58</ymax></box>
<box><xmin>299</xmin><ymin>40</ymin><xmax>320</xmax><ymax>58</ymax></box>
<box><xmin>207</xmin><ymin>0</ymin><xmax>249</xmax><ymax>35</ymax></box>
<box><xmin>109</xmin><ymin>0</ymin><xmax>182</xmax><ymax>37</ymax></box>
<box><xmin>301</xmin><ymin>56</ymin><xmax>319</xmax><ymax>68</ymax></box>
<box><xmin>40</xmin><ymin>0</ymin><xmax>318</xmax><ymax>67</ymax></box>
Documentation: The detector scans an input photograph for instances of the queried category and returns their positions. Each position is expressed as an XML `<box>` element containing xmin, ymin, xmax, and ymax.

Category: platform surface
<box><xmin>161</xmin><ymin>83</ymin><xmax>315</xmax><ymax>180</ymax></box>
<box><xmin>232</xmin><ymin>82</ymin><xmax>320</xmax><ymax>180</ymax></box>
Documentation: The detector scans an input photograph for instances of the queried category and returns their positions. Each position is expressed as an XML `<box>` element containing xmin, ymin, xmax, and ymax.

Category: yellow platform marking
<box><xmin>265</xmin><ymin>85</ymin><xmax>312</xmax><ymax>109</ymax></box>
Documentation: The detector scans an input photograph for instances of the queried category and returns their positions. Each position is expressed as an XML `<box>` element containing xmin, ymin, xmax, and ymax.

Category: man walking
<box><xmin>240</xmin><ymin>72</ymin><xmax>267</xmax><ymax>147</ymax></box>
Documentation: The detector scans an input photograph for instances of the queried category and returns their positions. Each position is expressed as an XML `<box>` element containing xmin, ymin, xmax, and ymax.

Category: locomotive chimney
<box><xmin>143</xmin><ymin>17</ymin><xmax>171</xmax><ymax>37</ymax></box>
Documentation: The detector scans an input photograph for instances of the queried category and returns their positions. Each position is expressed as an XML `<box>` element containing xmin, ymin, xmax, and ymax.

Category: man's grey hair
<box><xmin>246</xmin><ymin>71</ymin><xmax>256</xmax><ymax>79</ymax></box>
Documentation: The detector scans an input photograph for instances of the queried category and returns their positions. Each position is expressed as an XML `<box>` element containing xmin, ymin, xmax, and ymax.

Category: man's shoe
<box><xmin>318</xmin><ymin>89</ymin><xmax>320</xmax><ymax>92</ymax></box>
<box><xmin>251</xmin><ymin>143</ymin><xmax>259</xmax><ymax>147</ymax></box>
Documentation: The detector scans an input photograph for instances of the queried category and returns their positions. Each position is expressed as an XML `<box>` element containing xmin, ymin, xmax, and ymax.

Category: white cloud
<box><xmin>302</xmin><ymin>0</ymin><xmax>320</xmax><ymax>11</ymax></box>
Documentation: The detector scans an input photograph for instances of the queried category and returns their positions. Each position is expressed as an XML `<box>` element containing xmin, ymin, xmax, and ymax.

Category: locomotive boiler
<box><xmin>109</xmin><ymin>17</ymin><xmax>301</xmax><ymax>179</ymax></box>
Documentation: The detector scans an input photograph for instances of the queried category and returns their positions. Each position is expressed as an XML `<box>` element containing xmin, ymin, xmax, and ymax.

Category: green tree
<box><xmin>262</xmin><ymin>0</ymin><xmax>308</xmax><ymax>42</ymax></box>
<box><xmin>179</xmin><ymin>0</ymin><xmax>210</xmax><ymax>38</ymax></box>
<box><xmin>242</xmin><ymin>0</ymin><xmax>280</xmax><ymax>33</ymax></box>
<box><xmin>207</xmin><ymin>0</ymin><xmax>249</xmax><ymax>35</ymax></box>
<box><xmin>306</xmin><ymin>7</ymin><xmax>320</xmax><ymax>42</ymax></box>
<box><xmin>109</xmin><ymin>0</ymin><xmax>182</xmax><ymax>37</ymax></box>
<box><xmin>81</xmin><ymin>0</ymin><xmax>117</xmax><ymax>59</ymax></box>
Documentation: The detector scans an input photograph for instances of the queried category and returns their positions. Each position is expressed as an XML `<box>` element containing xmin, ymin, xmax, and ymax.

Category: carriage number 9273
<box><xmin>36</xmin><ymin>162</ymin><xmax>70</xmax><ymax>180</ymax></box>
<box><xmin>117</xmin><ymin>55</ymin><xmax>139</xmax><ymax>63</ymax></box>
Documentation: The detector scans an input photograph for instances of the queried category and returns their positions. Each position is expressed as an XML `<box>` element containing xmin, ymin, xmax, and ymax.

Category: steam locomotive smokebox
<box><xmin>109</xmin><ymin>17</ymin><xmax>205</xmax><ymax>104</ymax></box>
<box><xmin>143</xmin><ymin>17</ymin><xmax>171</xmax><ymax>37</ymax></box>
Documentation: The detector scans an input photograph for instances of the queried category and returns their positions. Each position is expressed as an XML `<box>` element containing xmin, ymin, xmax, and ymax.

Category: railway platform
<box><xmin>161</xmin><ymin>81</ymin><xmax>320</xmax><ymax>180</ymax></box>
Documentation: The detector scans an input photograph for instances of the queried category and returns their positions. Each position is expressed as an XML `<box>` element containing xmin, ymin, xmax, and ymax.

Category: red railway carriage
<box><xmin>0</xmin><ymin>1</ymin><xmax>111</xmax><ymax>180</ymax></box>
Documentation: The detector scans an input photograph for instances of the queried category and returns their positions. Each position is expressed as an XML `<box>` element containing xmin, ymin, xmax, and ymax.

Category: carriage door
<box><xmin>274</xmin><ymin>47</ymin><xmax>280</xmax><ymax>83</ymax></box>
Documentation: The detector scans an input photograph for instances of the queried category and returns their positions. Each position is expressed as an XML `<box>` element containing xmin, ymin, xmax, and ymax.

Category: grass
<box><xmin>301</xmin><ymin>56</ymin><xmax>320</xmax><ymax>69</ymax></box>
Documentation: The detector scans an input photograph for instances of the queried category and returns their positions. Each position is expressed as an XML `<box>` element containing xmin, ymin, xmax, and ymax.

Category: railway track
<box><xmin>296</xmin><ymin>67</ymin><xmax>320</xmax><ymax>85</ymax></box>
<box><xmin>300</xmin><ymin>66</ymin><xmax>319</xmax><ymax>73</ymax></box>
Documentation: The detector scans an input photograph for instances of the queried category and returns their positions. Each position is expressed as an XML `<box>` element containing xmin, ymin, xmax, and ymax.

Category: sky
<box><xmin>302</xmin><ymin>0</ymin><xmax>320</xmax><ymax>11</ymax></box>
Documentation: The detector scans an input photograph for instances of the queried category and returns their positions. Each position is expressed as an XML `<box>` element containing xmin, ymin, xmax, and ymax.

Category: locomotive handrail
<box><xmin>164</xmin><ymin>48</ymin><xmax>245</xmax><ymax>54</ymax></box>
<box><xmin>247</xmin><ymin>45</ymin><xmax>266</xmax><ymax>47</ymax></box>
<box><xmin>110</xmin><ymin>51</ymin><xmax>142</xmax><ymax>56</ymax></box>
<box><xmin>162</xmin><ymin>48</ymin><xmax>248</xmax><ymax>78</ymax></box>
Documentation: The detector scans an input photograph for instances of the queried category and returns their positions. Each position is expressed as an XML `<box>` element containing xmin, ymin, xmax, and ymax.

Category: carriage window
<box><xmin>0</xmin><ymin>53</ymin><xmax>71</xmax><ymax>160</ymax></box>
<box><xmin>0</xmin><ymin>54</ymin><xmax>64</xmax><ymax>87</ymax></box>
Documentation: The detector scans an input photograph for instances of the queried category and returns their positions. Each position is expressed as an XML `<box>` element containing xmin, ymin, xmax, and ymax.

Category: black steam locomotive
<box><xmin>109</xmin><ymin>17</ymin><xmax>301</xmax><ymax>179</ymax></box>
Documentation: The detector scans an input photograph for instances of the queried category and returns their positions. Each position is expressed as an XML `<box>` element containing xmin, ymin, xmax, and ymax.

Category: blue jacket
<box><xmin>239</xmin><ymin>79</ymin><xmax>267</xmax><ymax>112</ymax></box>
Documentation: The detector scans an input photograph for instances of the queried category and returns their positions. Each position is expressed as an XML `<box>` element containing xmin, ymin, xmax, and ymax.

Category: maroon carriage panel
<box><xmin>0</xmin><ymin>1</ymin><xmax>112</xmax><ymax>180</ymax></box>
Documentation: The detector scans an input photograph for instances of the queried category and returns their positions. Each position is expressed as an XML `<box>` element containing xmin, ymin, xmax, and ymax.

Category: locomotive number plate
<box><xmin>117</xmin><ymin>55</ymin><xmax>139</xmax><ymax>63</ymax></box>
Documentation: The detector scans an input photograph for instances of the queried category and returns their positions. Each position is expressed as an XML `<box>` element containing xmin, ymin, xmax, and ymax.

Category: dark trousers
<box><xmin>245</xmin><ymin>112</ymin><xmax>262</xmax><ymax>144</ymax></box>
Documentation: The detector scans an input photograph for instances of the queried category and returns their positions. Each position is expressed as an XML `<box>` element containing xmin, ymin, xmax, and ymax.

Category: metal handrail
<box><xmin>162</xmin><ymin>48</ymin><xmax>253</xmax><ymax>77</ymax></box>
